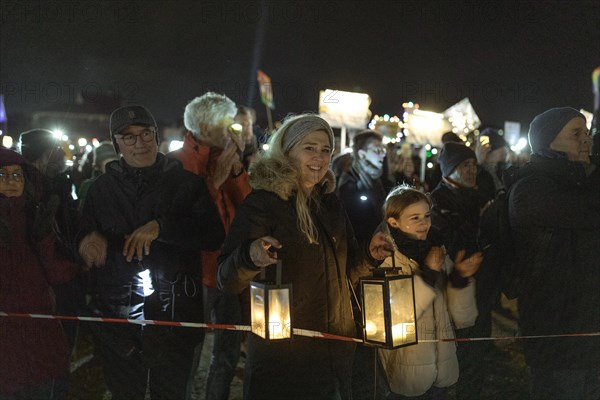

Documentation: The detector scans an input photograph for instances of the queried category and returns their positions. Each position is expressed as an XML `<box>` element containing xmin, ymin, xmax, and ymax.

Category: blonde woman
<box><xmin>218</xmin><ymin>114</ymin><xmax>390</xmax><ymax>400</ymax></box>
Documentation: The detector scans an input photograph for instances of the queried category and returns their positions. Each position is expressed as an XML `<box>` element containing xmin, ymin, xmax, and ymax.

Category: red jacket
<box><xmin>0</xmin><ymin>196</ymin><xmax>77</xmax><ymax>395</ymax></box>
<box><xmin>169</xmin><ymin>132</ymin><xmax>251</xmax><ymax>287</ymax></box>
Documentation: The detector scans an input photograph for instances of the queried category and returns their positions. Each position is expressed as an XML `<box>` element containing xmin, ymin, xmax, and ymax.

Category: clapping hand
<box><xmin>425</xmin><ymin>246</ymin><xmax>446</xmax><ymax>271</ymax></box>
<box><xmin>453</xmin><ymin>249</ymin><xmax>483</xmax><ymax>278</ymax></box>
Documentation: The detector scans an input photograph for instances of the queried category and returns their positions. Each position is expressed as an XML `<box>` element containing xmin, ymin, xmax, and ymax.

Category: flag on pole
<box><xmin>257</xmin><ymin>69</ymin><xmax>274</xmax><ymax>110</ymax></box>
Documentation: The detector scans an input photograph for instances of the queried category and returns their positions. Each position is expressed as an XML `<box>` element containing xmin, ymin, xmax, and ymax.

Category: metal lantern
<box><xmin>250</xmin><ymin>260</ymin><xmax>292</xmax><ymax>340</ymax></box>
<box><xmin>360</xmin><ymin>255</ymin><xmax>418</xmax><ymax>349</ymax></box>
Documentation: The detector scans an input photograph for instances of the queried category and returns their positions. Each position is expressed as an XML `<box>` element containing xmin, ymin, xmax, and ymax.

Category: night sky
<box><xmin>1</xmin><ymin>0</ymin><xmax>599</xmax><ymax>133</ymax></box>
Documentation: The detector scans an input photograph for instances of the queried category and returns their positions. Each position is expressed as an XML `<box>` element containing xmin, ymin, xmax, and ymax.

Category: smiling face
<box><xmin>549</xmin><ymin>117</ymin><xmax>591</xmax><ymax>163</ymax></box>
<box><xmin>287</xmin><ymin>130</ymin><xmax>332</xmax><ymax>194</ymax></box>
<box><xmin>115</xmin><ymin>124</ymin><xmax>158</xmax><ymax>168</ymax></box>
<box><xmin>387</xmin><ymin>199</ymin><xmax>431</xmax><ymax>240</ymax></box>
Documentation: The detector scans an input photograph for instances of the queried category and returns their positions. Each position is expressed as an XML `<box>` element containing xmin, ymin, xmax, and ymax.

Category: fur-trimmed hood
<box><xmin>249</xmin><ymin>157</ymin><xmax>336</xmax><ymax>200</ymax></box>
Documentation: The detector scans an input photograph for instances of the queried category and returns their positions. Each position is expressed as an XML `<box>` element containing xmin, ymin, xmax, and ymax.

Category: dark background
<box><xmin>1</xmin><ymin>0</ymin><xmax>599</xmax><ymax>133</ymax></box>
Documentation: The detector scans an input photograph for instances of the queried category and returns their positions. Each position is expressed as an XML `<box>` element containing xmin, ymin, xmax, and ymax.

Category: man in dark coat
<box><xmin>78</xmin><ymin>105</ymin><xmax>225</xmax><ymax>400</ymax></box>
<box><xmin>509</xmin><ymin>107</ymin><xmax>600</xmax><ymax>399</ymax></box>
<box><xmin>337</xmin><ymin>130</ymin><xmax>387</xmax><ymax>245</ymax></box>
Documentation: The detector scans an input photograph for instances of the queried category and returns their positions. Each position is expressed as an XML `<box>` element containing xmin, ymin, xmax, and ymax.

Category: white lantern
<box><xmin>360</xmin><ymin>256</ymin><xmax>418</xmax><ymax>349</ymax></box>
<box><xmin>250</xmin><ymin>260</ymin><xmax>292</xmax><ymax>340</ymax></box>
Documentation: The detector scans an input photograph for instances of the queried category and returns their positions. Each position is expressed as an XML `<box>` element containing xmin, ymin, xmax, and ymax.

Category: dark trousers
<box><xmin>205</xmin><ymin>291</ymin><xmax>242</xmax><ymax>400</ymax></box>
<box><xmin>94</xmin><ymin>323</ymin><xmax>203</xmax><ymax>400</ymax></box>
<box><xmin>454</xmin><ymin>311</ymin><xmax>494</xmax><ymax>399</ymax></box>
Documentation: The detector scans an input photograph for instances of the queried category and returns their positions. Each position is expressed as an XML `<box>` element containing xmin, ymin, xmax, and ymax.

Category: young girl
<box><xmin>377</xmin><ymin>185</ymin><xmax>482</xmax><ymax>399</ymax></box>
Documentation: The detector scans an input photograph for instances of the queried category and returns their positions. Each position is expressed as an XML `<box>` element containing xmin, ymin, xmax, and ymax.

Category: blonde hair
<box><xmin>251</xmin><ymin>114</ymin><xmax>335</xmax><ymax>244</ymax></box>
<box><xmin>384</xmin><ymin>184</ymin><xmax>431</xmax><ymax>220</ymax></box>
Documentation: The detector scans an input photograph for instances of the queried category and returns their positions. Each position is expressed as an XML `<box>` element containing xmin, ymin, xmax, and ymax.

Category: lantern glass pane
<box><xmin>389</xmin><ymin>277</ymin><xmax>417</xmax><ymax>347</ymax></box>
<box><xmin>250</xmin><ymin>284</ymin><xmax>266</xmax><ymax>339</ymax></box>
<box><xmin>363</xmin><ymin>282</ymin><xmax>385</xmax><ymax>343</ymax></box>
<box><xmin>268</xmin><ymin>288</ymin><xmax>291</xmax><ymax>339</ymax></box>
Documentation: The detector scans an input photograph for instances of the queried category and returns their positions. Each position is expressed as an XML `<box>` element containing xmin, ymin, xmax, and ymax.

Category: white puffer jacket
<box><xmin>378</xmin><ymin>249</ymin><xmax>478</xmax><ymax>397</ymax></box>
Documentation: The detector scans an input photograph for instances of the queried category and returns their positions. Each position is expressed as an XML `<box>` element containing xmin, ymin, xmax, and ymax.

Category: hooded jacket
<box><xmin>217</xmin><ymin>159</ymin><xmax>377</xmax><ymax>400</ymax></box>
<box><xmin>509</xmin><ymin>154</ymin><xmax>600</xmax><ymax>369</ymax></box>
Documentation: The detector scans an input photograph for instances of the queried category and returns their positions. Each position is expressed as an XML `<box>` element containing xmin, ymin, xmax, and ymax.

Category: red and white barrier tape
<box><xmin>1</xmin><ymin>311</ymin><xmax>598</xmax><ymax>343</ymax></box>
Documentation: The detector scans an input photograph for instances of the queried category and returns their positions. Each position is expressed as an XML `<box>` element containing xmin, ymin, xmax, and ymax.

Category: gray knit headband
<box><xmin>282</xmin><ymin>115</ymin><xmax>335</xmax><ymax>153</ymax></box>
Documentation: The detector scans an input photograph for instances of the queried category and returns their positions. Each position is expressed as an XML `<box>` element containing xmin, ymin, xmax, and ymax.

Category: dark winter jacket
<box><xmin>337</xmin><ymin>164</ymin><xmax>386</xmax><ymax>246</ymax></box>
<box><xmin>0</xmin><ymin>193</ymin><xmax>76</xmax><ymax>395</ymax></box>
<box><xmin>218</xmin><ymin>164</ymin><xmax>376</xmax><ymax>400</ymax></box>
<box><xmin>430</xmin><ymin>180</ymin><xmax>500</xmax><ymax>337</ymax></box>
<box><xmin>79</xmin><ymin>153</ymin><xmax>224</xmax><ymax>322</ymax></box>
<box><xmin>430</xmin><ymin>180</ymin><xmax>487</xmax><ymax>259</ymax></box>
<box><xmin>509</xmin><ymin>154</ymin><xmax>600</xmax><ymax>369</ymax></box>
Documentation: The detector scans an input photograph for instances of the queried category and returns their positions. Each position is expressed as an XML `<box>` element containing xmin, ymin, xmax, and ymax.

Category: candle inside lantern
<box><xmin>268</xmin><ymin>288</ymin><xmax>291</xmax><ymax>339</ymax></box>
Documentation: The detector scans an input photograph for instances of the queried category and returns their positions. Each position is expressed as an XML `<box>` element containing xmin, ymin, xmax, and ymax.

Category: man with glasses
<box><xmin>336</xmin><ymin>129</ymin><xmax>388</xmax><ymax>400</ymax></box>
<box><xmin>169</xmin><ymin>93</ymin><xmax>252</xmax><ymax>400</ymax></box>
<box><xmin>78</xmin><ymin>105</ymin><xmax>224</xmax><ymax>400</ymax></box>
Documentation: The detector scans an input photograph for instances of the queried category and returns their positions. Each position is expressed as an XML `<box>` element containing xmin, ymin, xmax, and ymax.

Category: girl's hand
<box><xmin>454</xmin><ymin>249</ymin><xmax>483</xmax><ymax>278</ymax></box>
<box><xmin>424</xmin><ymin>246</ymin><xmax>446</xmax><ymax>271</ymax></box>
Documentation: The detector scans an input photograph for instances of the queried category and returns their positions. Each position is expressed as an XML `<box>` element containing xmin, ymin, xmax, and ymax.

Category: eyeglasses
<box><xmin>0</xmin><ymin>170</ymin><xmax>24</xmax><ymax>183</ymax></box>
<box><xmin>115</xmin><ymin>129</ymin><xmax>156</xmax><ymax>146</ymax></box>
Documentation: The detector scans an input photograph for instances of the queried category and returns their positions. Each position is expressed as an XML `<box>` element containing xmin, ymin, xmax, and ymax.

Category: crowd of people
<box><xmin>0</xmin><ymin>92</ymin><xmax>598</xmax><ymax>400</ymax></box>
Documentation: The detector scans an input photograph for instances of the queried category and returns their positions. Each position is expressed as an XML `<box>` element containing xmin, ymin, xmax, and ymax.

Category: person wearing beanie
<box><xmin>437</xmin><ymin>142</ymin><xmax>478</xmax><ymax>186</ymax></box>
<box><xmin>169</xmin><ymin>92</ymin><xmax>252</xmax><ymax>400</ymax></box>
<box><xmin>217</xmin><ymin>113</ymin><xmax>391</xmax><ymax>400</ymax></box>
<box><xmin>508</xmin><ymin>107</ymin><xmax>599</xmax><ymax>399</ymax></box>
<box><xmin>431</xmin><ymin>142</ymin><xmax>491</xmax><ymax>399</ymax></box>
<box><xmin>79</xmin><ymin>105</ymin><xmax>225</xmax><ymax>400</ymax></box>
<box><xmin>0</xmin><ymin>148</ymin><xmax>77</xmax><ymax>398</ymax></box>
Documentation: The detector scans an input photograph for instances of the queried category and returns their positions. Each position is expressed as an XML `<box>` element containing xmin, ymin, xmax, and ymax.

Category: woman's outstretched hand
<box><xmin>249</xmin><ymin>236</ymin><xmax>282</xmax><ymax>267</ymax></box>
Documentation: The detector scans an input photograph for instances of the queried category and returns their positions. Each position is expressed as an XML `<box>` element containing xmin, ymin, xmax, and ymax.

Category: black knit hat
<box><xmin>18</xmin><ymin>129</ymin><xmax>59</xmax><ymax>162</ymax></box>
<box><xmin>109</xmin><ymin>105</ymin><xmax>158</xmax><ymax>152</ymax></box>
<box><xmin>438</xmin><ymin>142</ymin><xmax>476</xmax><ymax>177</ymax></box>
<box><xmin>479</xmin><ymin>127</ymin><xmax>507</xmax><ymax>151</ymax></box>
<box><xmin>528</xmin><ymin>107</ymin><xmax>585</xmax><ymax>154</ymax></box>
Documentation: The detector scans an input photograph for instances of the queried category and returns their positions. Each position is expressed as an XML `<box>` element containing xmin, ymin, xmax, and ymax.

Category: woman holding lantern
<box><xmin>376</xmin><ymin>185</ymin><xmax>481</xmax><ymax>399</ymax></box>
<box><xmin>217</xmin><ymin>114</ymin><xmax>390</xmax><ymax>400</ymax></box>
